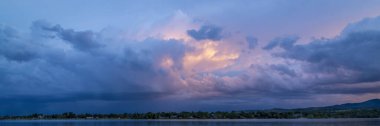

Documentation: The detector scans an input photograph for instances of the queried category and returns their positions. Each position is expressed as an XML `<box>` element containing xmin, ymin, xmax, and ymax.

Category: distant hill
<box><xmin>264</xmin><ymin>99</ymin><xmax>380</xmax><ymax>112</ymax></box>
<box><xmin>317</xmin><ymin>99</ymin><xmax>380</xmax><ymax>110</ymax></box>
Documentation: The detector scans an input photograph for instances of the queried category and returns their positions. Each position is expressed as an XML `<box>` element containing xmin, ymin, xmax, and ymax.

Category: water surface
<box><xmin>1</xmin><ymin>118</ymin><xmax>380</xmax><ymax>126</ymax></box>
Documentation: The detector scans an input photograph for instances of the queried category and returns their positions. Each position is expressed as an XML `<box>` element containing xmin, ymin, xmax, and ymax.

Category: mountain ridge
<box><xmin>262</xmin><ymin>99</ymin><xmax>380</xmax><ymax>112</ymax></box>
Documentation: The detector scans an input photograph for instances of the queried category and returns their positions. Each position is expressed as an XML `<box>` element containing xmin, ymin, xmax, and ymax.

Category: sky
<box><xmin>0</xmin><ymin>0</ymin><xmax>380</xmax><ymax>115</ymax></box>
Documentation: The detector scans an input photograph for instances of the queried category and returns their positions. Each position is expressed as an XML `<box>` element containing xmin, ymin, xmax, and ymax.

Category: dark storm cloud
<box><xmin>2</xmin><ymin>15</ymin><xmax>380</xmax><ymax>115</ymax></box>
<box><xmin>0</xmin><ymin>92</ymin><xmax>169</xmax><ymax>103</ymax></box>
<box><xmin>229</xmin><ymin>16</ymin><xmax>380</xmax><ymax>99</ymax></box>
<box><xmin>187</xmin><ymin>25</ymin><xmax>223</xmax><ymax>41</ymax></box>
<box><xmin>32</xmin><ymin>20</ymin><xmax>102</xmax><ymax>51</ymax></box>
<box><xmin>0</xmin><ymin>21</ymin><xmax>189</xmax><ymax>115</ymax></box>
<box><xmin>0</xmin><ymin>46</ymin><xmax>37</xmax><ymax>62</ymax></box>
<box><xmin>272</xmin><ymin>31</ymin><xmax>380</xmax><ymax>84</ymax></box>
<box><xmin>257</xmin><ymin>16</ymin><xmax>380</xmax><ymax>90</ymax></box>
<box><xmin>0</xmin><ymin>25</ymin><xmax>38</xmax><ymax>62</ymax></box>
<box><xmin>0</xmin><ymin>92</ymin><xmax>169</xmax><ymax>115</ymax></box>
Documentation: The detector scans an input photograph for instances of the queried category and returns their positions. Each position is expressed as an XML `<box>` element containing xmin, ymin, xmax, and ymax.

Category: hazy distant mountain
<box><xmin>253</xmin><ymin>99</ymin><xmax>380</xmax><ymax>112</ymax></box>
<box><xmin>314</xmin><ymin>99</ymin><xmax>380</xmax><ymax>110</ymax></box>
<box><xmin>290</xmin><ymin>99</ymin><xmax>380</xmax><ymax>112</ymax></box>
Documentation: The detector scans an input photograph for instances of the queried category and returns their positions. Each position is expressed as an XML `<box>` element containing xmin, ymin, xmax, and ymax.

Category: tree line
<box><xmin>1</xmin><ymin>109</ymin><xmax>379</xmax><ymax>120</ymax></box>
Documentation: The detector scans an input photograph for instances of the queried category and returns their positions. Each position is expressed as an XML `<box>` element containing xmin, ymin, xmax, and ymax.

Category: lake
<box><xmin>0</xmin><ymin>119</ymin><xmax>380</xmax><ymax>126</ymax></box>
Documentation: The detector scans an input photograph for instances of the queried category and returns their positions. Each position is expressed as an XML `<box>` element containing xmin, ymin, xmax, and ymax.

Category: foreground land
<box><xmin>1</xmin><ymin>109</ymin><xmax>380</xmax><ymax>120</ymax></box>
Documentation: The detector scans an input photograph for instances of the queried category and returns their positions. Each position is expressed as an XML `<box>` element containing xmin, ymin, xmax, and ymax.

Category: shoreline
<box><xmin>1</xmin><ymin>118</ymin><xmax>380</xmax><ymax>122</ymax></box>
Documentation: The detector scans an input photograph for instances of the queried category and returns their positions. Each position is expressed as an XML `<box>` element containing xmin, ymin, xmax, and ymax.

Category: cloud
<box><xmin>342</xmin><ymin>16</ymin><xmax>380</xmax><ymax>35</ymax></box>
<box><xmin>270</xmin><ymin>64</ymin><xmax>297</xmax><ymax>77</ymax></box>
<box><xmin>2</xmin><ymin>15</ymin><xmax>380</xmax><ymax>114</ymax></box>
<box><xmin>246</xmin><ymin>36</ymin><xmax>258</xmax><ymax>49</ymax></box>
<box><xmin>0</xmin><ymin>92</ymin><xmax>169</xmax><ymax>103</ymax></box>
<box><xmin>312</xmin><ymin>82</ymin><xmax>380</xmax><ymax>95</ymax></box>
<box><xmin>267</xmin><ymin>16</ymin><xmax>380</xmax><ymax>86</ymax></box>
<box><xmin>0</xmin><ymin>21</ymin><xmax>194</xmax><ymax>114</ymax></box>
<box><xmin>207</xmin><ymin>16</ymin><xmax>380</xmax><ymax>104</ymax></box>
<box><xmin>187</xmin><ymin>25</ymin><xmax>223</xmax><ymax>41</ymax></box>
<box><xmin>263</xmin><ymin>36</ymin><xmax>299</xmax><ymax>50</ymax></box>
<box><xmin>273</xmin><ymin>31</ymin><xmax>380</xmax><ymax>84</ymax></box>
<box><xmin>32</xmin><ymin>20</ymin><xmax>103</xmax><ymax>51</ymax></box>
<box><xmin>0</xmin><ymin>25</ymin><xmax>38</xmax><ymax>62</ymax></box>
